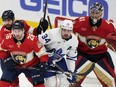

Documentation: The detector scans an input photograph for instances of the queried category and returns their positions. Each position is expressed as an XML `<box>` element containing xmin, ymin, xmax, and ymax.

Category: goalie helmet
<box><xmin>90</xmin><ymin>2</ymin><xmax>103</xmax><ymax>13</ymax></box>
<box><xmin>12</xmin><ymin>20</ymin><xmax>24</xmax><ymax>30</ymax></box>
<box><xmin>60</xmin><ymin>20</ymin><xmax>73</xmax><ymax>30</ymax></box>
<box><xmin>2</xmin><ymin>10</ymin><xmax>15</xmax><ymax>21</ymax></box>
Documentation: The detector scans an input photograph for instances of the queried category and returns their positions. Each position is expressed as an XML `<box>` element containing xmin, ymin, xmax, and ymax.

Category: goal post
<box><xmin>54</xmin><ymin>16</ymin><xmax>75</xmax><ymax>28</ymax></box>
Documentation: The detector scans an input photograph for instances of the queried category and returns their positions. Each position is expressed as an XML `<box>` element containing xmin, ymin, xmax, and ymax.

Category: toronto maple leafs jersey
<box><xmin>38</xmin><ymin>28</ymin><xmax>78</xmax><ymax>72</ymax></box>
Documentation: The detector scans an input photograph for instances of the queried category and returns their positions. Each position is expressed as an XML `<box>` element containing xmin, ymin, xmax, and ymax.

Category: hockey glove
<box><xmin>36</xmin><ymin>18</ymin><xmax>48</xmax><ymax>34</ymax></box>
<box><xmin>66</xmin><ymin>70</ymin><xmax>77</xmax><ymax>84</ymax></box>
<box><xmin>39</xmin><ymin>62</ymin><xmax>49</xmax><ymax>72</ymax></box>
<box><xmin>106</xmin><ymin>32</ymin><xmax>116</xmax><ymax>51</ymax></box>
<box><xmin>48</xmin><ymin>53</ymin><xmax>63</xmax><ymax>67</ymax></box>
<box><xmin>3</xmin><ymin>57</ymin><xmax>17</xmax><ymax>70</ymax></box>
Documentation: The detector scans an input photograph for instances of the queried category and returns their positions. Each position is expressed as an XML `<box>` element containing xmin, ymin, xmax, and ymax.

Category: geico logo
<box><xmin>20</xmin><ymin>0</ymin><xmax>108</xmax><ymax>19</ymax></box>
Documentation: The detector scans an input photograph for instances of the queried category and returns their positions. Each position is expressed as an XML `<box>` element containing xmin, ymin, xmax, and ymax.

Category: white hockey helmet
<box><xmin>60</xmin><ymin>20</ymin><xmax>73</xmax><ymax>30</ymax></box>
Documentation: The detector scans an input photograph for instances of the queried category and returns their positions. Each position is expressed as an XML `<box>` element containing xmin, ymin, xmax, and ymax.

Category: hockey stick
<box><xmin>43</xmin><ymin>0</ymin><xmax>52</xmax><ymax>29</ymax></box>
<box><xmin>16</xmin><ymin>65</ymin><xmax>41</xmax><ymax>71</ymax></box>
<box><xmin>53</xmin><ymin>62</ymin><xmax>95</xmax><ymax>87</ymax></box>
<box><xmin>53</xmin><ymin>61</ymin><xmax>95</xmax><ymax>76</ymax></box>
<box><xmin>47</xmin><ymin>15</ymin><xmax>52</xmax><ymax>29</ymax></box>
<box><xmin>43</xmin><ymin>0</ymin><xmax>52</xmax><ymax>30</ymax></box>
<box><xmin>43</xmin><ymin>0</ymin><xmax>48</xmax><ymax>20</ymax></box>
<box><xmin>38</xmin><ymin>0</ymin><xmax>48</xmax><ymax>26</ymax></box>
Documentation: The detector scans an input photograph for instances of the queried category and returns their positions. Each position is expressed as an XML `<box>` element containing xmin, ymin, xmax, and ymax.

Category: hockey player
<box><xmin>38</xmin><ymin>20</ymin><xmax>78</xmax><ymax>87</ymax></box>
<box><xmin>0</xmin><ymin>20</ymin><xmax>49</xmax><ymax>87</ymax></box>
<box><xmin>72</xmin><ymin>2</ymin><xmax>116</xmax><ymax>87</ymax></box>
<box><xmin>0</xmin><ymin>10</ymin><xmax>48</xmax><ymax>87</ymax></box>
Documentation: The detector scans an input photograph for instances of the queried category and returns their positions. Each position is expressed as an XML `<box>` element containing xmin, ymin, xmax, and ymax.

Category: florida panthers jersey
<box><xmin>0</xmin><ymin>20</ymin><xmax>37</xmax><ymax>59</ymax></box>
<box><xmin>38</xmin><ymin>28</ymin><xmax>78</xmax><ymax>72</ymax></box>
<box><xmin>0</xmin><ymin>33</ymin><xmax>48</xmax><ymax>67</ymax></box>
<box><xmin>73</xmin><ymin>16</ymin><xmax>116</xmax><ymax>54</ymax></box>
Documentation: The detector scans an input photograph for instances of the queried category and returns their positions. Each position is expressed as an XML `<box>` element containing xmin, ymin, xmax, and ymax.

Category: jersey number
<box><xmin>27</xmin><ymin>34</ymin><xmax>34</xmax><ymax>41</ymax></box>
<box><xmin>42</xmin><ymin>34</ymin><xmax>51</xmax><ymax>43</ymax></box>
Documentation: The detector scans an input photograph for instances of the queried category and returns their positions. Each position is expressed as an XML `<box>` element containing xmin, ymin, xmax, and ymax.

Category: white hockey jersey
<box><xmin>38</xmin><ymin>28</ymin><xmax>78</xmax><ymax>72</ymax></box>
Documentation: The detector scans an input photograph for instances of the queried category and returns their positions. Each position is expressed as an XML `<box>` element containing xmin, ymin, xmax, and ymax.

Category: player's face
<box><xmin>3</xmin><ymin>19</ymin><xmax>13</xmax><ymax>29</ymax></box>
<box><xmin>61</xmin><ymin>28</ymin><xmax>72</xmax><ymax>40</ymax></box>
<box><xmin>90</xmin><ymin>11</ymin><xmax>102</xmax><ymax>24</ymax></box>
<box><xmin>12</xmin><ymin>29</ymin><xmax>24</xmax><ymax>40</ymax></box>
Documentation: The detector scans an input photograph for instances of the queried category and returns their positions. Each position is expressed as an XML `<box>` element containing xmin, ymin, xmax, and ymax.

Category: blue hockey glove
<box><xmin>36</xmin><ymin>18</ymin><xmax>48</xmax><ymax>34</ymax></box>
<box><xmin>48</xmin><ymin>53</ymin><xmax>63</xmax><ymax>67</ymax></box>
<box><xmin>66</xmin><ymin>71</ymin><xmax>77</xmax><ymax>84</ymax></box>
<box><xmin>3</xmin><ymin>57</ymin><xmax>17</xmax><ymax>70</ymax></box>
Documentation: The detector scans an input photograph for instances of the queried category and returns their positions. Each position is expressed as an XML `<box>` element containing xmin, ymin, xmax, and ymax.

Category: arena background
<box><xmin>0</xmin><ymin>0</ymin><xmax>116</xmax><ymax>86</ymax></box>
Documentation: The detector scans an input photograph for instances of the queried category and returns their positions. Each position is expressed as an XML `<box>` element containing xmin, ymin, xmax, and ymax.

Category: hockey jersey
<box><xmin>38</xmin><ymin>28</ymin><xmax>78</xmax><ymax>72</ymax></box>
<box><xmin>0</xmin><ymin>33</ymin><xmax>48</xmax><ymax>67</ymax></box>
<box><xmin>73</xmin><ymin>16</ymin><xmax>116</xmax><ymax>54</ymax></box>
<box><xmin>0</xmin><ymin>20</ymin><xmax>37</xmax><ymax>60</ymax></box>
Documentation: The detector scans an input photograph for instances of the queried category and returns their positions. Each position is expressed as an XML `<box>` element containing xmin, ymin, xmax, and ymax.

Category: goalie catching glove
<box><xmin>36</xmin><ymin>18</ymin><xmax>48</xmax><ymax>34</ymax></box>
<box><xmin>106</xmin><ymin>32</ymin><xmax>116</xmax><ymax>51</ymax></box>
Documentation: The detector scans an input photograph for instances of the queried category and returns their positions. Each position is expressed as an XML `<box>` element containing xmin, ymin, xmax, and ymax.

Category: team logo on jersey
<box><xmin>86</xmin><ymin>35</ymin><xmax>101</xmax><ymax>49</ymax></box>
<box><xmin>11</xmin><ymin>51</ymin><xmax>27</xmax><ymax>64</ymax></box>
<box><xmin>50</xmin><ymin>48</ymin><xmax>65</xmax><ymax>61</ymax></box>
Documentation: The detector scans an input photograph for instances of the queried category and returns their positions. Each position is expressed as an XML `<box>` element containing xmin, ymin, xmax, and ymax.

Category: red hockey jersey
<box><xmin>0</xmin><ymin>33</ymin><xmax>48</xmax><ymax>67</ymax></box>
<box><xmin>0</xmin><ymin>20</ymin><xmax>37</xmax><ymax>59</ymax></box>
<box><xmin>73</xmin><ymin>16</ymin><xmax>115</xmax><ymax>54</ymax></box>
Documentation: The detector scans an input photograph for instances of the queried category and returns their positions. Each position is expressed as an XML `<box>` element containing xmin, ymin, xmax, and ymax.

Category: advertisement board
<box><xmin>0</xmin><ymin>0</ymin><xmax>116</xmax><ymax>26</ymax></box>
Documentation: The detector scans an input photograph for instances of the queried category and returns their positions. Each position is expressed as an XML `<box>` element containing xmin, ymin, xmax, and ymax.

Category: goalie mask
<box><xmin>90</xmin><ymin>2</ymin><xmax>103</xmax><ymax>24</ymax></box>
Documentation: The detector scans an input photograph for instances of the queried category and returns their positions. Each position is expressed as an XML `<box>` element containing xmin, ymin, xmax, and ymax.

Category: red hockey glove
<box><xmin>106</xmin><ymin>32</ymin><xmax>116</xmax><ymax>51</ymax></box>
